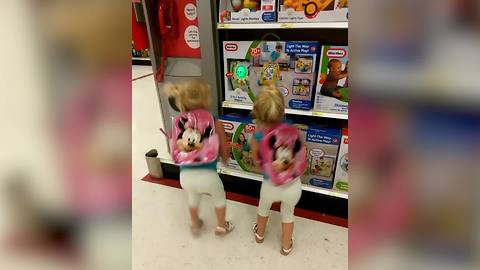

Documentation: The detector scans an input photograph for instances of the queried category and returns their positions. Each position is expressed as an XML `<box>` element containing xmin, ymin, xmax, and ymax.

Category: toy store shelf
<box><xmin>222</xmin><ymin>101</ymin><xmax>348</xmax><ymax>119</ymax></box>
<box><xmin>217</xmin><ymin>22</ymin><xmax>348</xmax><ymax>30</ymax></box>
<box><xmin>218</xmin><ymin>166</ymin><xmax>348</xmax><ymax>199</ymax></box>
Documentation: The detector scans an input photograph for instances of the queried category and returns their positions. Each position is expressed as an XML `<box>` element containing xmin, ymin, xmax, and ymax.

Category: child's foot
<box><xmin>214</xmin><ymin>221</ymin><xmax>234</xmax><ymax>236</ymax></box>
<box><xmin>190</xmin><ymin>219</ymin><xmax>204</xmax><ymax>237</ymax></box>
<box><xmin>280</xmin><ymin>238</ymin><xmax>294</xmax><ymax>256</ymax></box>
<box><xmin>252</xmin><ymin>223</ymin><xmax>264</xmax><ymax>243</ymax></box>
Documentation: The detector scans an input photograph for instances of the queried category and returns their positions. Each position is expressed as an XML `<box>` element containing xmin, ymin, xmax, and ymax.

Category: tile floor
<box><xmin>132</xmin><ymin>65</ymin><xmax>348</xmax><ymax>270</ymax></box>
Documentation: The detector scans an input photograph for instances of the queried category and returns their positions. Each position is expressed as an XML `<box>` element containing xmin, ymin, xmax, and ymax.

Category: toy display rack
<box><xmin>218</xmin><ymin>22</ymin><xmax>348</xmax><ymax>29</ymax></box>
<box><xmin>160</xmin><ymin>157</ymin><xmax>348</xmax><ymax>199</ymax></box>
<box><xmin>222</xmin><ymin>101</ymin><xmax>348</xmax><ymax>119</ymax></box>
<box><xmin>217</xmin><ymin>8</ymin><xmax>348</xmax><ymax>199</ymax></box>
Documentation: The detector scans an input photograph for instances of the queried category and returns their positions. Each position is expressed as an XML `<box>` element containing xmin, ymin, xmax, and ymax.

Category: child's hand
<box><xmin>220</xmin><ymin>147</ymin><xmax>230</xmax><ymax>164</ymax></box>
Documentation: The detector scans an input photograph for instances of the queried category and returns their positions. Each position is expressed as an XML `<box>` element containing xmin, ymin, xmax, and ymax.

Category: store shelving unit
<box><xmin>160</xmin><ymin>157</ymin><xmax>348</xmax><ymax>199</ymax></box>
<box><xmin>218</xmin><ymin>22</ymin><xmax>348</xmax><ymax>29</ymax></box>
<box><xmin>141</xmin><ymin>1</ymin><xmax>348</xmax><ymax>217</ymax></box>
<box><xmin>222</xmin><ymin>101</ymin><xmax>348</xmax><ymax>120</ymax></box>
<box><xmin>216</xmin><ymin>5</ymin><xmax>349</xmax><ymax>200</ymax></box>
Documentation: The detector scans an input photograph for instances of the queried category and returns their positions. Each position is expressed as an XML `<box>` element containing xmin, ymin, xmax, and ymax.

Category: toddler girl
<box><xmin>164</xmin><ymin>80</ymin><xmax>234</xmax><ymax>236</ymax></box>
<box><xmin>250</xmin><ymin>84</ymin><xmax>304</xmax><ymax>255</ymax></box>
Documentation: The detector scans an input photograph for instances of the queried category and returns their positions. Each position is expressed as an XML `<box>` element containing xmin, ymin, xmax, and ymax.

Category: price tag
<box><xmin>312</xmin><ymin>111</ymin><xmax>325</xmax><ymax>117</ymax></box>
<box><xmin>219</xmin><ymin>167</ymin><xmax>230</xmax><ymax>175</ymax></box>
<box><xmin>280</xmin><ymin>23</ymin><xmax>294</xmax><ymax>29</ymax></box>
<box><xmin>223</xmin><ymin>101</ymin><xmax>232</xmax><ymax>108</ymax></box>
<box><xmin>218</xmin><ymin>23</ymin><xmax>231</xmax><ymax>29</ymax></box>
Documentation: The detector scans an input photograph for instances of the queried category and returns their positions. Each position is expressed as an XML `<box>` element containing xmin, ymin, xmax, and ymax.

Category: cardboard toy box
<box><xmin>313</xmin><ymin>45</ymin><xmax>349</xmax><ymax>115</ymax></box>
<box><xmin>333</xmin><ymin>128</ymin><xmax>348</xmax><ymax>191</ymax></box>
<box><xmin>219</xmin><ymin>0</ymin><xmax>276</xmax><ymax>23</ymax></box>
<box><xmin>277</xmin><ymin>0</ymin><xmax>348</xmax><ymax>22</ymax></box>
<box><xmin>219</xmin><ymin>114</ymin><xmax>262</xmax><ymax>174</ymax></box>
<box><xmin>223</xmin><ymin>40</ymin><xmax>320</xmax><ymax>110</ymax></box>
<box><xmin>301</xmin><ymin>125</ymin><xmax>341</xmax><ymax>189</ymax></box>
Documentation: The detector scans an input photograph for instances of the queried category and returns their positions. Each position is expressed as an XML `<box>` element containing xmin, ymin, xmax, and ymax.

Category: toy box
<box><xmin>219</xmin><ymin>0</ymin><xmax>276</xmax><ymax>23</ymax></box>
<box><xmin>277</xmin><ymin>0</ymin><xmax>348</xmax><ymax>22</ymax></box>
<box><xmin>313</xmin><ymin>45</ymin><xmax>349</xmax><ymax>115</ymax></box>
<box><xmin>223</xmin><ymin>41</ymin><xmax>320</xmax><ymax>110</ymax></box>
<box><xmin>301</xmin><ymin>125</ymin><xmax>341</xmax><ymax>189</ymax></box>
<box><xmin>219</xmin><ymin>114</ymin><xmax>262</xmax><ymax>174</ymax></box>
<box><xmin>333</xmin><ymin>128</ymin><xmax>348</xmax><ymax>191</ymax></box>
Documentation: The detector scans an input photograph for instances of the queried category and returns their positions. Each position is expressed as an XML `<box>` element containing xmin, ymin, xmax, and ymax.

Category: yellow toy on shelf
<box><xmin>283</xmin><ymin>0</ymin><xmax>303</xmax><ymax>11</ymax></box>
<box><xmin>243</xmin><ymin>0</ymin><xmax>260</xmax><ymax>11</ymax></box>
<box><xmin>278</xmin><ymin>0</ymin><xmax>347</xmax><ymax>22</ymax></box>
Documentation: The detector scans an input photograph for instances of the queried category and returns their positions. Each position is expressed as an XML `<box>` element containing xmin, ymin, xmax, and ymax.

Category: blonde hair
<box><xmin>252</xmin><ymin>83</ymin><xmax>285</xmax><ymax>125</ymax></box>
<box><xmin>164</xmin><ymin>80</ymin><xmax>212</xmax><ymax>112</ymax></box>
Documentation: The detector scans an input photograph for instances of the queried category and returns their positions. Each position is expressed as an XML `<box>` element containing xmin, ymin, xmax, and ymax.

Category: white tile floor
<box><xmin>132</xmin><ymin>65</ymin><xmax>348</xmax><ymax>270</ymax></box>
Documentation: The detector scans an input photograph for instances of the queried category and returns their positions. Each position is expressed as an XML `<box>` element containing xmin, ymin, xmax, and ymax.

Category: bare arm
<box><xmin>333</xmin><ymin>71</ymin><xmax>348</xmax><ymax>80</ymax></box>
<box><xmin>250</xmin><ymin>137</ymin><xmax>260</xmax><ymax>165</ymax></box>
<box><xmin>215</xmin><ymin>120</ymin><xmax>230</xmax><ymax>163</ymax></box>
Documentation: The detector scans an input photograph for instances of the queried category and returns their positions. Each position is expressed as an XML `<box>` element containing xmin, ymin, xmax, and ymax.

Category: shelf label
<box><xmin>280</xmin><ymin>23</ymin><xmax>294</xmax><ymax>29</ymax></box>
<box><xmin>223</xmin><ymin>101</ymin><xmax>232</xmax><ymax>108</ymax></box>
<box><xmin>219</xmin><ymin>23</ymin><xmax>231</xmax><ymax>29</ymax></box>
<box><xmin>312</xmin><ymin>111</ymin><xmax>325</xmax><ymax>117</ymax></box>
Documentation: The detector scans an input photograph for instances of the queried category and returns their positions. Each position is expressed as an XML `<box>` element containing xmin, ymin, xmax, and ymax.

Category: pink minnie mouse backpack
<box><xmin>259</xmin><ymin>124</ymin><xmax>307</xmax><ymax>185</ymax></box>
<box><xmin>169</xmin><ymin>109</ymin><xmax>219</xmax><ymax>165</ymax></box>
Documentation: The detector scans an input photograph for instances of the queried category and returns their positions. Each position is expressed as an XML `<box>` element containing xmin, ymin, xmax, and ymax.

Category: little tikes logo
<box><xmin>225</xmin><ymin>43</ymin><xmax>238</xmax><ymax>51</ymax></box>
<box><xmin>326</xmin><ymin>48</ymin><xmax>347</xmax><ymax>58</ymax></box>
<box><xmin>222</xmin><ymin>122</ymin><xmax>234</xmax><ymax>131</ymax></box>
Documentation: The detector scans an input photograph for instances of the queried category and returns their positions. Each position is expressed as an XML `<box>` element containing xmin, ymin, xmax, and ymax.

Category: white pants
<box><xmin>179</xmin><ymin>169</ymin><xmax>226</xmax><ymax>209</ymax></box>
<box><xmin>257</xmin><ymin>178</ymin><xmax>302</xmax><ymax>223</ymax></box>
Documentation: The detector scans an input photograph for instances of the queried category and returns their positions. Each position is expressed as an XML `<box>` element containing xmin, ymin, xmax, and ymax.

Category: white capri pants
<box><xmin>179</xmin><ymin>168</ymin><xmax>227</xmax><ymax>208</ymax></box>
<box><xmin>257</xmin><ymin>177</ymin><xmax>302</xmax><ymax>223</ymax></box>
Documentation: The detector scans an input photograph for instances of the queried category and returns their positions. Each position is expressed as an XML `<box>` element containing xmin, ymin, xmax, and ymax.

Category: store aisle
<box><xmin>132</xmin><ymin>66</ymin><xmax>348</xmax><ymax>270</ymax></box>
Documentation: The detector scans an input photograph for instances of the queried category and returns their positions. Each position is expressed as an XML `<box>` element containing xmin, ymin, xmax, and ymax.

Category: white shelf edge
<box><xmin>222</xmin><ymin>101</ymin><xmax>348</xmax><ymax>120</ymax></box>
<box><xmin>218</xmin><ymin>166</ymin><xmax>348</xmax><ymax>199</ymax></box>
<box><xmin>159</xmin><ymin>159</ymin><xmax>348</xmax><ymax>198</ymax></box>
<box><xmin>217</xmin><ymin>22</ymin><xmax>348</xmax><ymax>29</ymax></box>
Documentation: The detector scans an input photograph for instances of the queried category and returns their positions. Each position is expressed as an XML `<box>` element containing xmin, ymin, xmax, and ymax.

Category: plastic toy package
<box><xmin>333</xmin><ymin>128</ymin><xmax>348</xmax><ymax>191</ymax></box>
<box><xmin>219</xmin><ymin>0</ymin><xmax>276</xmax><ymax>23</ymax></box>
<box><xmin>313</xmin><ymin>45</ymin><xmax>349</xmax><ymax>115</ymax></box>
<box><xmin>219</xmin><ymin>114</ymin><xmax>262</xmax><ymax>174</ymax></box>
<box><xmin>277</xmin><ymin>0</ymin><xmax>348</xmax><ymax>22</ymax></box>
<box><xmin>223</xmin><ymin>40</ymin><xmax>320</xmax><ymax>110</ymax></box>
<box><xmin>300</xmin><ymin>124</ymin><xmax>341</xmax><ymax>189</ymax></box>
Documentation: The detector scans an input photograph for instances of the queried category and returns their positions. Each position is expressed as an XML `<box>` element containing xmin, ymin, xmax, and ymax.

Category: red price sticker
<box><xmin>250</xmin><ymin>48</ymin><xmax>261</xmax><ymax>57</ymax></box>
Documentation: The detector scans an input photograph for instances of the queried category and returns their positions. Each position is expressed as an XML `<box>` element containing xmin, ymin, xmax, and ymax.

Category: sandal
<box><xmin>280</xmin><ymin>237</ymin><xmax>294</xmax><ymax>256</ymax></box>
<box><xmin>252</xmin><ymin>223</ymin><xmax>264</xmax><ymax>243</ymax></box>
<box><xmin>215</xmin><ymin>221</ymin><xmax>234</xmax><ymax>236</ymax></box>
<box><xmin>190</xmin><ymin>219</ymin><xmax>204</xmax><ymax>236</ymax></box>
